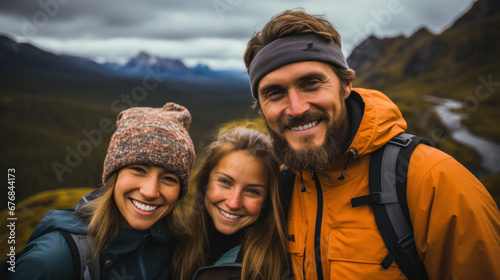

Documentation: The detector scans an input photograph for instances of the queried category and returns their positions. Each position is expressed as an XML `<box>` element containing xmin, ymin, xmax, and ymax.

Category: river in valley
<box><xmin>424</xmin><ymin>95</ymin><xmax>500</xmax><ymax>174</ymax></box>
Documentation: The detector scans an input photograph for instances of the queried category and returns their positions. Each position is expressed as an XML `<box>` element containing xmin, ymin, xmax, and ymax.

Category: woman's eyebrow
<box><xmin>213</xmin><ymin>172</ymin><xmax>235</xmax><ymax>182</ymax></box>
<box><xmin>246</xmin><ymin>184</ymin><xmax>267</xmax><ymax>189</ymax></box>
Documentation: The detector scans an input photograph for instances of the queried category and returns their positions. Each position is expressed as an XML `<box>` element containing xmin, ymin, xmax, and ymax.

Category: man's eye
<box><xmin>304</xmin><ymin>80</ymin><xmax>320</xmax><ymax>89</ymax></box>
<box><xmin>266</xmin><ymin>90</ymin><xmax>285</xmax><ymax>100</ymax></box>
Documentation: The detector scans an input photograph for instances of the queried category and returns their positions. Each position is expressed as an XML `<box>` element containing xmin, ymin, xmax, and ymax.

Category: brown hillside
<box><xmin>347</xmin><ymin>0</ymin><xmax>500</xmax><ymax>173</ymax></box>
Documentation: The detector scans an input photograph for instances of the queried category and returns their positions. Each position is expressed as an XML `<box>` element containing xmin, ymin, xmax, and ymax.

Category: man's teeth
<box><xmin>132</xmin><ymin>200</ymin><xmax>158</xmax><ymax>212</ymax></box>
<box><xmin>220</xmin><ymin>209</ymin><xmax>241</xmax><ymax>219</ymax></box>
<box><xmin>291</xmin><ymin>121</ymin><xmax>318</xmax><ymax>131</ymax></box>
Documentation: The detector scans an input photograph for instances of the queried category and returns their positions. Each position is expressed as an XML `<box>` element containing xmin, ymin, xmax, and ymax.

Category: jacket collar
<box><xmin>346</xmin><ymin>88</ymin><xmax>407</xmax><ymax>157</ymax></box>
<box><xmin>148</xmin><ymin>220</ymin><xmax>172</xmax><ymax>242</ymax></box>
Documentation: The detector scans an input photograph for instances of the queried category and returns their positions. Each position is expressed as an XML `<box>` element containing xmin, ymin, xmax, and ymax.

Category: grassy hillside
<box><xmin>348</xmin><ymin>0</ymin><xmax>500</xmax><ymax>175</ymax></box>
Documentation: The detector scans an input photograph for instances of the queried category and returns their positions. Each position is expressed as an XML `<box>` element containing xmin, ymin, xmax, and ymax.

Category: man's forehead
<box><xmin>258</xmin><ymin>61</ymin><xmax>332</xmax><ymax>89</ymax></box>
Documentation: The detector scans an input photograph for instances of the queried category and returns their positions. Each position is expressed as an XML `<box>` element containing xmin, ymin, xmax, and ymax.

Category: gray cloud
<box><xmin>0</xmin><ymin>0</ymin><xmax>476</xmax><ymax>69</ymax></box>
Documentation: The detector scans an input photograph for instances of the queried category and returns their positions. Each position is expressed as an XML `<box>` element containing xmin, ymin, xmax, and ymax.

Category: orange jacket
<box><xmin>286</xmin><ymin>88</ymin><xmax>500</xmax><ymax>279</ymax></box>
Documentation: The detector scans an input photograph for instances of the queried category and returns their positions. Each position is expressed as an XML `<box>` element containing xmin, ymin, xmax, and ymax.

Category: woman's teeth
<box><xmin>219</xmin><ymin>208</ymin><xmax>241</xmax><ymax>219</ymax></box>
<box><xmin>132</xmin><ymin>199</ymin><xmax>159</xmax><ymax>212</ymax></box>
<box><xmin>291</xmin><ymin>121</ymin><xmax>318</xmax><ymax>131</ymax></box>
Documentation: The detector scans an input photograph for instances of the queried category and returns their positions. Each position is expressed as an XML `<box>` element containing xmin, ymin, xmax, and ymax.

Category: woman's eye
<box><xmin>246</xmin><ymin>188</ymin><xmax>262</xmax><ymax>196</ymax></box>
<box><xmin>131</xmin><ymin>166</ymin><xmax>145</xmax><ymax>173</ymax></box>
<box><xmin>218</xmin><ymin>178</ymin><xmax>231</xmax><ymax>186</ymax></box>
<box><xmin>162</xmin><ymin>175</ymin><xmax>179</xmax><ymax>183</ymax></box>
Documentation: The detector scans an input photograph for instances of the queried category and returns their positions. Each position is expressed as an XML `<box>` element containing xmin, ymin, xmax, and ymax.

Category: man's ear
<box><xmin>343</xmin><ymin>81</ymin><xmax>352</xmax><ymax>100</ymax></box>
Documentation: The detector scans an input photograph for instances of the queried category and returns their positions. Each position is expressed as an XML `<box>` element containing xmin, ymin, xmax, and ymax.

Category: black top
<box><xmin>206</xmin><ymin>223</ymin><xmax>243</xmax><ymax>265</ymax></box>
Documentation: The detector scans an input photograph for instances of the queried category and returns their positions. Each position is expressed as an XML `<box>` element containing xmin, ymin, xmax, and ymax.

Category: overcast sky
<box><xmin>0</xmin><ymin>0</ymin><xmax>476</xmax><ymax>70</ymax></box>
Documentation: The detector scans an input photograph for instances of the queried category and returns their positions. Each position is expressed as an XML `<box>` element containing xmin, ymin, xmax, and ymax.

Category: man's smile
<box><xmin>290</xmin><ymin>120</ymin><xmax>319</xmax><ymax>131</ymax></box>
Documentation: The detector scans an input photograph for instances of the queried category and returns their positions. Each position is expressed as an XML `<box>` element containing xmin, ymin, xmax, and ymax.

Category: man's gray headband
<box><xmin>248</xmin><ymin>34</ymin><xmax>349</xmax><ymax>99</ymax></box>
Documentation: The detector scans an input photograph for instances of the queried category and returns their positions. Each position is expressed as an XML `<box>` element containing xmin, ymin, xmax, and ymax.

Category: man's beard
<box><xmin>267</xmin><ymin>103</ymin><xmax>350</xmax><ymax>171</ymax></box>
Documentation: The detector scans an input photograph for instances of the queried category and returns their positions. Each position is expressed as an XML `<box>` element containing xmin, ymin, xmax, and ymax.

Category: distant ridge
<box><xmin>0</xmin><ymin>34</ymin><xmax>119</xmax><ymax>79</ymax></box>
<box><xmin>347</xmin><ymin>0</ymin><xmax>500</xmax><ymax>92</ymax></box>
<box><xmin>0</xmin><ymin>34</ymin><xmax>247</xmax><ymax>83</ymax></box>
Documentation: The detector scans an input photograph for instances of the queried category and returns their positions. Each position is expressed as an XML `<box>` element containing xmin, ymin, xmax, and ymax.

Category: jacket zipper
<box><xmin>312</xmin><ymin>171</ymin><xmax>324</xmax><ymax>280</ymax></box>
<box><xmin>139</xmin><ymin>235</ymin><xmax>148</xmax><ymax>280</ymax></box>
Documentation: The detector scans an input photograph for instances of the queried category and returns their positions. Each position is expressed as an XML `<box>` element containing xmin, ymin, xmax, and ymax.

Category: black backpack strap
<box><xmin>60</xmin><ymin>230</ymin><xmax>82</xmax><ymax>280</ymax></box>
<box><xmin>61</xmin><ymin>231</ymin><xmax>100</xmax><ymax>280</ymax></box>
<box><xmin>351</xmin><ymin>133</ymin><xmax>431</xmax><ymax>280</ymax></box>
<box><xmin>393</xmin><ymin>135</ymin><xmax>432</xmax><ymax>227</ymax></box>
<box><xmin>280</xmin><ymin>165</ymin><xmax>296</xmax><ymax>276</ymax></box>
<box><xmin>1</xmin><ymin>229</ymin><xmax>95</xmax><ymax>279</ymax></box>
<box><xmin>281</xmin><ymin>165</ymin><xmax>296</xmax><ymax>219</ymax></box>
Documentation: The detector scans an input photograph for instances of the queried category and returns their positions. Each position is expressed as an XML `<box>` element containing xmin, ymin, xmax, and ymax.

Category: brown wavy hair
<box><xmin>244</xmin><ymin>8</ymin><xmax>355</xmax><ymax>105</ymax></box>
<box><xmin>172</xmin><ymin>126</ymin><xmax>288</xmax><ymax>280</ymax></box>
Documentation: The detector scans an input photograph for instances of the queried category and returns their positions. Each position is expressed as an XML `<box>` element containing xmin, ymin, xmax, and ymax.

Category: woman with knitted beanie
<box><xmin>172</xmin><ymin>127</ymin><xmax>289</xmax><ymax>280</ymax></box>
<box><xmin>8</xmin><ymin>103</ymin><xmax>195</xmax><ymax>280</ymax></box>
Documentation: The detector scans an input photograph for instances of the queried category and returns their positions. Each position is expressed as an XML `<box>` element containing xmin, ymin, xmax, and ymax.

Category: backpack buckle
<box><xmin>388</xmin><ymin>135</ymin><xmax>413</xmax><ymax>148</ymax></box>
<box><xmin>398</xmin><ymin>233</ymin><xmax>416</xmax><ymax>253</ymax></box>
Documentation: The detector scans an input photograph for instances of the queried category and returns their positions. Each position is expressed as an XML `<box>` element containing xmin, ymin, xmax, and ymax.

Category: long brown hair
<box><xmin>172</xmin><ymin>127</ymin><xmax>288</xmax><ymax>280</ymax></box>
<box><xmin>244</xmin><ymin>8</ymin><xmax>355</xmax><ymax>106</ymax></box>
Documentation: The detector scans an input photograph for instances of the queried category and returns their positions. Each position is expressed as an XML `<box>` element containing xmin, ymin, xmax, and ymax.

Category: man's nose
<box><xmin>286</xmin><ymin>88</ymin><xmax>310</xmax><ymax>117</ymax></box>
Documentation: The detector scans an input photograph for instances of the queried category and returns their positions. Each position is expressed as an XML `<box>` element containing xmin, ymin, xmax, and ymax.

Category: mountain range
<box><xmin>2</xmin><ymin>0</ymin><xmax>498</xmax><ymax>99</ymax></box>
<box><xmin>0</xmin><ymin>35</ymin><xmax>247</xmax><ymax>81</ymax></box>
<box><xmin>348</xmin><ymin>0</ymin><xmax>499</xmax><ymax>99</ymax></box>
<box><xmin>102</xmin><ymin>51</ymin><xmax>246</xmax><ymax>80</ymax></box>
<box><xmin>347</xmin><ymin>0</ymin><xmax>500</xmax><ymax>154</ymax></box>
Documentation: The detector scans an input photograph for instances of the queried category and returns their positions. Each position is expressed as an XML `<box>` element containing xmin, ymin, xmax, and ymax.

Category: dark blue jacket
<box><xmin>9</xmin><ymin>209</ymin><xmax>174</xmax><ymax>279</ymax></box>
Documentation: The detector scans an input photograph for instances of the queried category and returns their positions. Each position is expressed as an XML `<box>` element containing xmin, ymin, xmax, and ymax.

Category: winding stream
<box><xmin>424</xmin><ymin>95</ymin><xmax>500</xmax><ymax>173</ymax></box>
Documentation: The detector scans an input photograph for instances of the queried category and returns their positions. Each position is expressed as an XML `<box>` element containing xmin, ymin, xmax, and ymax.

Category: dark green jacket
<box><xmin>9</xmin><ymin>209</ymin><xmax>174</xmax><ymax>279</ymax></box>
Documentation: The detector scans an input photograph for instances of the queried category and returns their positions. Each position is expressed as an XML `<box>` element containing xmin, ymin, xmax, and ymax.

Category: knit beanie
<box><xmin>102</xmin><ymin>102</ymin><xmax>195</xmax><ymax>197</ymax></box>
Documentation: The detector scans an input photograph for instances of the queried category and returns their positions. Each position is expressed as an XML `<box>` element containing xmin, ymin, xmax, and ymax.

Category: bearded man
<box><xmin>244</xmin><ymin>9</ymin><xmax>500</xmax><ymax>280</ymax></box>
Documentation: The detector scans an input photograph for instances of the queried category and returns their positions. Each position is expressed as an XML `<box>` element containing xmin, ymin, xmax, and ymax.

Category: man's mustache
<box><xmin>279</xmin><ymin>111</ymin><xmax>329</xmax><ymax>132</ymax></box>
